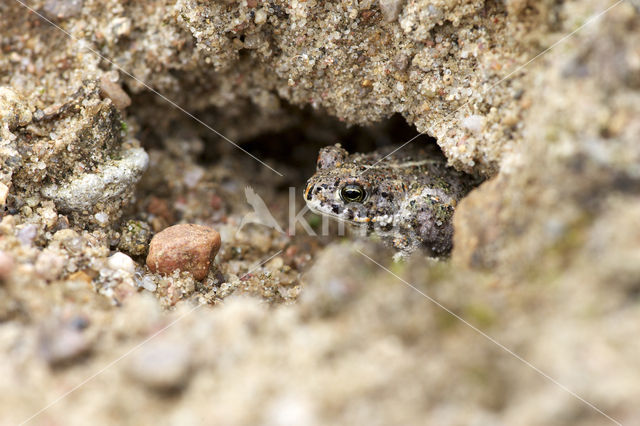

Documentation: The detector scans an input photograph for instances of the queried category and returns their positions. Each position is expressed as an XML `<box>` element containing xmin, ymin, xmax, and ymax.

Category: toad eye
<box><xmin>340</xmin><ymin>184</ymin><xmax>366</xmax><ymax>203</ymax></box>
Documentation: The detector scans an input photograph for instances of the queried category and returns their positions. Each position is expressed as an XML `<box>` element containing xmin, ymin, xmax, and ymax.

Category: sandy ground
<box><xmin>1</xmin><ymin>0</ymin><xmax>639</xmax><ymax>425</ymax></box>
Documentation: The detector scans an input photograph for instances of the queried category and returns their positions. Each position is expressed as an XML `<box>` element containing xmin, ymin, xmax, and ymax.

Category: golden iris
<box><xmin>340</xmin><ymin>184</ymin><xmax>366</xmax><ymax>203</ymax></box>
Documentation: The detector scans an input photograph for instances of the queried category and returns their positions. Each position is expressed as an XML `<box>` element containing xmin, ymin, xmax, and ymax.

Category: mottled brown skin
<box><xmin>305</xmin><ymin>143</ymin><xmax>480</xmax><ymax>257</ymax></box>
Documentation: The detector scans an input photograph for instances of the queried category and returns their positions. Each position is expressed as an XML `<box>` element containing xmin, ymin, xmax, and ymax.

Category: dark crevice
<box><xmin>200</xmin><ymin>110</ymin><xmax>439</xmax><ymax>187</ymax></box>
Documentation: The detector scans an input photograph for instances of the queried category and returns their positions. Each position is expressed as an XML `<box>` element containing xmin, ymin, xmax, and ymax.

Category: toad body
<box><xmin>304</xmin><ymin>143</ymin><xmax>480</xmax><ymax>257</ymax></box>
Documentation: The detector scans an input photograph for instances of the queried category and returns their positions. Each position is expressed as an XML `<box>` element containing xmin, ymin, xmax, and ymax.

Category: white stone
<box><xmin>0</xmin><ymin>182</ymin><xmax>8</xmax><ymax>205</ymax></box>
<box><xmin>183</xmin><ymin>167</ymin><xmax>204</xmax><ymax>188</ymax></box>
<box><xmin>462</xmin><ymin>115</ymin><xmax>485</xmax><ymax>133</ymax></box>
<box><xmin>140</xmin><ymin>276</ymin><xmax>157</xmax><ymax>292</ymax></box>
<box><xmin>380</xmin><ymin>0</ymin><xmax>404</xmax><ymax>23</ymax></box>
<box><xmin>128</xmin><ymin>339</ymin><xmax>191</xmax><ymax>390</ymax></box>
<box><xmin>41</xmin><ymin>147</ymin><xmax>148</xmax><ymax>211</ymax></box>
<box><xmin>108</xmin><ymin>252</ymin><xmax>136</xmax><ymax>274</ymax></box>
<box><xmin>94</xmin><ymin>212</ymin><xmax>109</xmax><ymax>225</ymax></box>
<box><xmin>35</xmin><ymin>250</ymin><xmax>65</xmax><ymax>281</ymax></box>
<box><xmin>17</xmin><ymin>224</ymin><xmax>38</xmax><ymax>246</ymax></box>
<box><xmin>254</xmin><ymin>9</ymin><xmax>267</xmax><ymax>25</ymax></box>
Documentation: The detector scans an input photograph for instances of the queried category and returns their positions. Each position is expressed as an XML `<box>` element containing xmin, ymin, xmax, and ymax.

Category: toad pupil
<box><xmin>340</xmin><ymin>184</ymin><xmax>366</xmax><ymax>203</ymax></box>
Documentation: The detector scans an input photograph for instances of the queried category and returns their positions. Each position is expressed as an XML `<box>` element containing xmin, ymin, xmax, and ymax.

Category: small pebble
<box><xmin>128</xmin><ymin>339</ymin><xmax>191</xmax><ymax>391</ymax></box>
<box><xmin>462</xmin><ymin>114</ymin><xmax>486</xmax><ymax>133</ymax></box>
<box><xmin>35</xmin><ymin>250</ymin><xmax>65</xmax><ymax>281</ymax></box>
<box><xmin>146</xmin><ymin>224</ymin><xmax>221</xmax><ymax>281</ymax></box>
<box><xmin>110</xmin><ymin>16</ymin><xmax>132</xmax><ymax>38</ymax></box>
<box><xmin>17</xmin><ymin>224</ymin><xmax>38</xmax><ymax>246</ymax></box>
<box><xmin>68</xmin><ymin>270</ymin><xmax>93</xmax><ymax>285</ymax></box>
<box><xmin>140</xmin><ymin>276</ymin><xmax>157</xmax><ymax>292</ymax></box>
<box><xmin>393</xmin><ymin>52</ymin><xmax>409</xmax><ymax>71</ymax></box>
<box><xmin>118</xmin><ymin>220</ymin><xmax>152</xmax><ymax>256</ymax></box>
<box><xmin>94</xmin><ymin>212</ymin><xmax>109</xmax><ymax>225</ymax></box>
<box><xmin>379</xmin><ymin>0</ymin><xmax>404</xmax><ymax>22</ymax></box>
<box><xmin>428</xmin><ymin>5</ymin><xmax>444</xmax><ymax>20</ymax></box>
<box><xmin>183</xmin><ymin>167</ymin><xmax>204</xmax><ymax>189</ymax></box>
<box><xmin>38</xmin><ymin>206</ymin><xmax>58</xmax><ymax>229</ymax></box>
<box><xmin>99</xmin><ymin>74</ymin><xmax>131</xmax><ymax>111</ymax></box>
<box><xmin>63</xmin><ymin>236</ymin><xmax>84</xmax><ymax>254</ymax></box>
<box><xmin>0</xmin><ymin>251</ymin><xmax>15</xmax><ymax>281</ymax></box>
<box><xmin>254</xmin><ymin>8</ymin><xmax>267</xmax><ymax>25</ymax></box>
<box><xmin>147</xmin><ymin>197</ymin><xmax>174</xmax><ymax>223</ymax></box>
<box><xmin>43</xmin><ymin>0</ymin><xmax>84</xmax><ymax>20</ymax></box>
<box><xmin>113</xmin><ymin>282</ymin><xmax>135</xmax><ymax>302</ymax></box>
<box><xmin>0</xmin><ymin>182</ymin><xmax>9</xmax><ymax>205</ymax></box>
<box><xmin>0</xmin><ymin>86</ymin><xmax>32</xmax><ymax>129</ymax></box>
<box><xmin>108</xmin><ymin>252</ymin><xmax>136</xmax><ymax>274</ymax></box>
<box><xmin>38</xmin><ymin>317</ymin><xmax>92</xmax><ymax>366</ymax></box>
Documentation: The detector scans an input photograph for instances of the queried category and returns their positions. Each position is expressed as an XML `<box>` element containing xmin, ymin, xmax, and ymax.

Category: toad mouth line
<box><xmin>305</xmin><ymin>204</ymin><xmax>366</xmax><ymax>226</ymax></box>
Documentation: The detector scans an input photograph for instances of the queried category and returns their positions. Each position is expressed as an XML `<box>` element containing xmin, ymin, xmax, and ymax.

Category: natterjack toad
<box><xmin>304</xmin><ymin>143</ymin><xmax>480</xmax><ymax>257</ymax></box>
